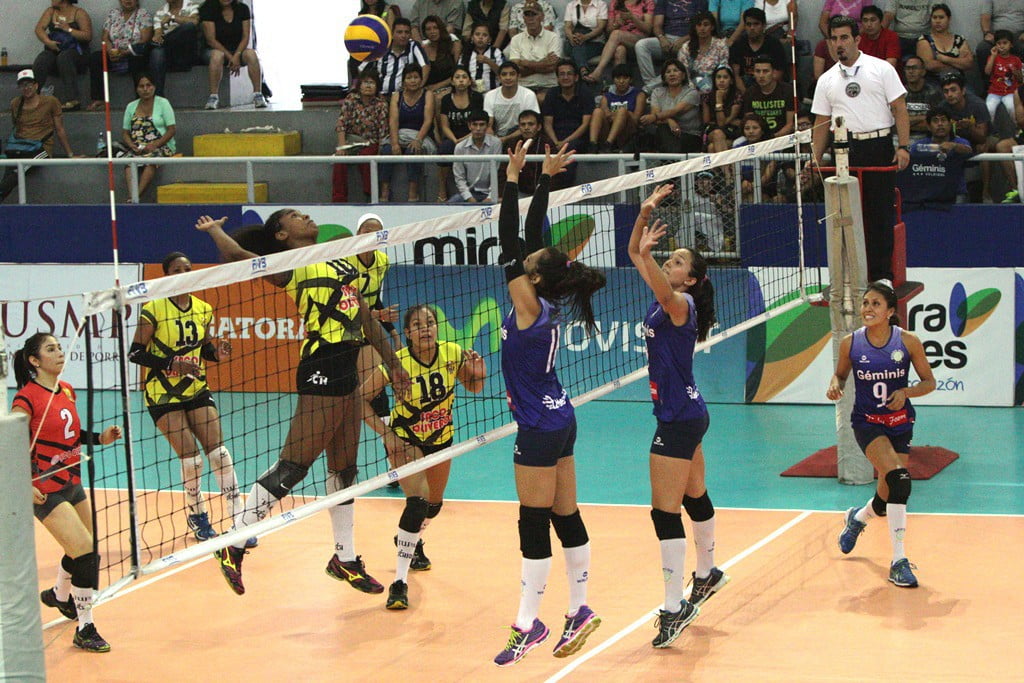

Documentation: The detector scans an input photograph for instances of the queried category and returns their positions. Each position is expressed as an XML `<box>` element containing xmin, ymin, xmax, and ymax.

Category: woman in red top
<box><xmin>12</xmin><ymin>333</ymin><xmax>122</xmax><ymax>653</ymax></box>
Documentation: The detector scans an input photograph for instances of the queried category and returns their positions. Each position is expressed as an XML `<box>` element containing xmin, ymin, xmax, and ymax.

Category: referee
<box><xmin>812</xmin><ymin>15</ymin><xmax>910</xmax><ymax>285</ymax></box>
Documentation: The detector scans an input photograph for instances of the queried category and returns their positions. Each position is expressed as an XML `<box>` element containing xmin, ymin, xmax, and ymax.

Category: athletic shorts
<box><xmin>296</xmin><ymin>342</ymin><xmax>361</xmax><ymax>396</ymax></box>
<box><xmin>419</xmin><ymin>441</ymin><xmax>453</xmax><ymax>457</ymax></box>
<box><xmin>34</xmin><ymin>481</ymin><xmax>87</xmax><ymax>522</ymax></box>
<box><xmin>650</xmin><ymin>415</ymin><xmax>710</xmax><ymax>460</ymax></box>
<box><xmin>513</xmin><ymin>419</ymin><xmax>577</xmax><ymax>467</ymax></box>
<box><xmin>147</xmin><ymin>390</ymin><xmax>216</xmax><ymax>422</ymax></box>
<box><xmin>853</xmin><ymin>424</ymin><xmax>912</xmax><ymax>455</ymax></box>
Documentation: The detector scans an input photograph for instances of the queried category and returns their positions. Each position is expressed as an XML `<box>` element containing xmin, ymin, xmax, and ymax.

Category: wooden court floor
<box><xmin>36</xmin><ymin>496</ymin><xmax>1024</xmax><ymax>682</ymax></box>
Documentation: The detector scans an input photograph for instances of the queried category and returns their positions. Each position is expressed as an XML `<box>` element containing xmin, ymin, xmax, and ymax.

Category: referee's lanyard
<box><xmin>839</xmin><ymin>65</ymin><xmax>861</xmax><ymax>79</ymax></box>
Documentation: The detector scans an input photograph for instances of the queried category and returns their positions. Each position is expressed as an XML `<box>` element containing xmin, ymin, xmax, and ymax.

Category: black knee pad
<box><xmin>682</xmin><ymin>492</ymin><xmax>715</xmax><ymax>522</ymax></box>
<box><xmin>370</xmin><ymin>389</ymin><xmax>390</xmax><ymax>418</ymax></box>
<box><xmin>518</xmin><ymin>505</ymin><xmax>552</xmax><ymax>560</ymax></box>
<box><xmin>426</xmin><ymin>501</ymin><xmax>443</xmax><ymax>519</ymax></box>
<box><xmin>399</xmin><ymin>496</ymin><xmax>429</xmax><ymax>533</ymax></box>
<box><xmin>61</xmin><ymin>554</ymin><xmax>75</xmax><ymax>573</ymax></box>
<box><xmin>551</xmin><ymin>510</ymin><xmax>589</xmax><ymax>548</ymax></box>
<box><xmin>70</xmin><ymin>552</ymin><xmax>99</xmax><ymax>589</ymax></box>
<box><xmin>650</xmin><ymin>508</ymin><xmax>685</xmax><ymax>540</ymax></box>
<box><xmin>258</xmin><ymin>459</ymin><xmax>310</xmax><ymax>499</ymax></box>
<box><xmin>885</xmin><ymin>468</ymin><xmax>911</xmax><ymax>505</ymax></box>
<box><xmin>871</xmin><ymin>492</ymin><xmax>887</xmax><ymax>517</ymax></box>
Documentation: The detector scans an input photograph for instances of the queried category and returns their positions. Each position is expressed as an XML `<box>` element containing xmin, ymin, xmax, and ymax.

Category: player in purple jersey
<box><xmin>628</xmin><ymin>184</ymin><xmax>729</xmax><ymax>649</ymax></box>
<box><xmin>827</xmin><ymin>282</ymin><xmax>935</xmax><ymax>588</ymax></box>
<box><xmin>492</xmin><ymin>139</ymin><xmax>607</xmax><ymax>667</ymax></box>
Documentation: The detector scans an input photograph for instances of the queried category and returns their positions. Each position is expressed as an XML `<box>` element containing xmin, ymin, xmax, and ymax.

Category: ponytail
<box><xmin>534</xmin><ymin>248</ymin><xmax>607</xmax><ymax>334</ymax></box>
<box><xmin>13</xmin><ymin>332</ymin><xmax>53</xmax><ymax>389</ymax></box>
<box><xmin>231</xmin><ymin>224</ymin><xmax>287</xmax><ymax>256</ymax></box>
<box><xmin>683</xmin><ymin>248</ymin><xmax>716</xmax><ymax>342</ymax></box>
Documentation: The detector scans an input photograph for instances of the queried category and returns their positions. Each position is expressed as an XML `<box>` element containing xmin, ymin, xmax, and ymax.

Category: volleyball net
<box><xmin>10</xmin><ymin>131</ymin><xmax>820</xmax><ymax>599</ymax></box>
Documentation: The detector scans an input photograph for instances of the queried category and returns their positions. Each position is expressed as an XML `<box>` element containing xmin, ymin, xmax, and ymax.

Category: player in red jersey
<box><xmin>12</xmin><ymin>333</ymin><xmax>122</xmax><ymax>653</ymax></box>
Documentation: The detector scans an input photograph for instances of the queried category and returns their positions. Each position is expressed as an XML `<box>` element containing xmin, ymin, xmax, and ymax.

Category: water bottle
<box><xmin>1</xmin><ymin>48</ymin><xmax>8</xmax><ymax>67</ymax></box>
<box><xmin>97</xmin><ymin>133</ymin><xmax>106</xmax><ymax>155</ymax></box>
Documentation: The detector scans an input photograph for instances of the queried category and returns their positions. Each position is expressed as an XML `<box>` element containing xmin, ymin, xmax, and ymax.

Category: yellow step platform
<box><xmin>157</xmin><ymin>182</ymin><xmax>269</xmax><ymax>204</ymax></box>
<box><xmin>193</xmin><ymin>131</ymin><xmax>301</xmax><ymax>157</ymax></box>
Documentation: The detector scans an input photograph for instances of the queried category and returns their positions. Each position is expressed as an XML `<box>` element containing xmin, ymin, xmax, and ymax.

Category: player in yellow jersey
<box><xmin>129</xmin><ymin>252</ymin><xmax>253</xmax><ymax>546</ymax></box>
<box><xmin>197</xmin><ymin>211</ymin><xmax>410</xmax><ymax>597</ymax></box>
<box><xmin>359</xmin><ymin>303</ymin><xmax>487</xmax><ymax>609</ymax></box>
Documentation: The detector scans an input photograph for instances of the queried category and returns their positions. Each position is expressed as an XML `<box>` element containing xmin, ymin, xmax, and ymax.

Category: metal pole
<box><xmin>246</xmin><ymin>161</ymin><xmax>255</xmax><ymax>203</ymax></box>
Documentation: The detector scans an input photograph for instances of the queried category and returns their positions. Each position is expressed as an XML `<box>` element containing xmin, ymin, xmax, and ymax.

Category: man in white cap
<box><xmin>2</xmin><ymin>69</ymin><xmax>75</xmax><ymax>202</ymax></box>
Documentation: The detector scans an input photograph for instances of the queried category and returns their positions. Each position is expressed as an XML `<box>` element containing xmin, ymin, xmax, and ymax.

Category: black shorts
<box><xmin>296</xmin><ymin>342</ymin><xmax>361</xmax><ymax>396</ymax></box>
<box><xmin>419</xmin><ymin>441</ymin><xmax>453</xmax><ymax>457</ymax></box>
<box><xmin>650</xmin><ymin>415</ymin><xmax>709</xmax><ymax>460</ymax></box>
<box><xmin>34</xmin><ymin>481</ymin><xmax>87</xmax><ymax>522</ymax></box>
<box><xmin>513</xmin><ymin>420</ymin><xmax>577</xmax><ymax>467</ymax></box>
<box><xmin>853</xmin><ymin>424</ymin><xmax>913</xmax><ymax>455</ymax></box>
<box><xmin>147</xmin><ymin>390</ymin><xmax>217</xmax><ymax>422</ymax></box>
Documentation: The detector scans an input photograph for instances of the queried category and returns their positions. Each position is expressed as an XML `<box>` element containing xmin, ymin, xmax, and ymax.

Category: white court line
<box><xmin>544</xmin><ymin>510</ymin><xmax>814</xmax><ymax>683</ymax></box>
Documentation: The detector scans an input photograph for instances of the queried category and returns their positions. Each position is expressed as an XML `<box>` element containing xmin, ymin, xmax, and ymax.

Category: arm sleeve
<box><xmin>128</xmin><ymin>342</ymin><xmax>173</xmax><ymax>370</ymax></box>
<box><xmin>523</xmin><ymin>173</ymin><xmax>550</xmax><ymax>253</ymax></box>
<box><xmin>81</xmin><ymin>430</ymin><xmax>102</xmax><ymax>446</ymax></box>
<box><xmin>200</xmin><ymin>342</ymin><xmax>220</xmax><ymax>362</ymax></box>
<box><xmin>372</xmin><ymin>299</ymin><xmax>396</xmax><ymax>334</ymax></box>
<box><xmin>499</xmin><ymin>180</ymin><xmax>526</xmax><ymax>279</ymax></box>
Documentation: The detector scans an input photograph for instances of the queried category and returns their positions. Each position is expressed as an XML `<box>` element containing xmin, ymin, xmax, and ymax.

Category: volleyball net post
<box><xmin>823</xmin><ymin>118</ymin><xmax>873</xmax><ymax>485</ymax></box>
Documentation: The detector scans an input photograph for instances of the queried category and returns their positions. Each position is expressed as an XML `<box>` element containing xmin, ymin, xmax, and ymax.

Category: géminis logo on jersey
<box><xmin>906</xmin><ymin>283</ymin><xmax>1001</xmax><ymax>369</ymax></box>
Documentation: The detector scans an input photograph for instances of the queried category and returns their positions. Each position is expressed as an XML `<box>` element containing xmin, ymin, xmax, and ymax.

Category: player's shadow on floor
<box><xmin>844</xmin><ymin>581</ymin><xmax>960</xmax><ymax>630</ymax></box>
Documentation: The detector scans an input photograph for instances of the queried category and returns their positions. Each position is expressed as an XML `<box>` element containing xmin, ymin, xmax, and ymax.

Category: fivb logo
<box><xmin>906</xmin><ymin>282</ymin><xmax>1001</xmax><ymax>369</ymax></box>
<box><xmin>375</xmin><ymin>229</ymin><xmax>389</xmax><ymax>245</ymax></box>
<box><xmin>251</xmin><ymin>256</ymin><xmax>267</xmax><ymax>273</ymax></box>
<box><xmin>125</xmin><ymin>281</ymin><xmax>149</xmax><ymax>299</ymax></box>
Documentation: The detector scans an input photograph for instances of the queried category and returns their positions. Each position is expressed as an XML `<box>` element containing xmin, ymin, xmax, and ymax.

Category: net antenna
<box><xmin>823</xmin><ymin>117</ymin><xmax>872</xmax><ymax>484</ymax></box>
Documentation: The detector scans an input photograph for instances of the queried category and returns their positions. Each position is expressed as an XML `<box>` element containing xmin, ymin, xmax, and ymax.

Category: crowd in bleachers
<box><xmin>5</xmin><ymin>0</ymin><xmax>1024</xmax><ymax>205</ymax></box>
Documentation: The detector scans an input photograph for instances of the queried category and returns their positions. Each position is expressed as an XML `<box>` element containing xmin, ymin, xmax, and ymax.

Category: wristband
<box><xmin>897</xmin><ymin>145</ymin><xmax>909</xmax><ymax>152</ymax></box>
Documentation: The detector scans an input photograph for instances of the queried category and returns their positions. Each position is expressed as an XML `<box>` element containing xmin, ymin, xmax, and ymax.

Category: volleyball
<box><xmin>345</xmin><ymin>15</ymin><xmax>392</xmax><ymax>63</ymax></box>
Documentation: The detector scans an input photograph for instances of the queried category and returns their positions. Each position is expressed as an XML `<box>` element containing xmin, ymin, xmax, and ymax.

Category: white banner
<box><xmin>2</xmin><ymin>264</ymin><xmax>142</xmax><ymax>390</ymax></box>
<box><xmin>766</xmin><ymin>268</ymin><xmax>1015</xmax><ymax>406</ymax></box>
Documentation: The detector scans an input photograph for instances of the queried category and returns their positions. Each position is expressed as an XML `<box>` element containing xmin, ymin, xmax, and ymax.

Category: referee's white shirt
<box><xmin>811</xmin><ymin>52</ymin><xmax>907</xmax><ymax>133</ymax></box>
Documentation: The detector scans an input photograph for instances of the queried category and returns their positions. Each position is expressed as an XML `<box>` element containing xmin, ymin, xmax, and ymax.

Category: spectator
<box><xmin>380</xmin><ymin>64</ymin><xmax>438</xmax><ymax>202</ymax></box>
<box><xmin>484</xmin><ymin>62</ymin><xmax>540</xmax><ymax>144</ymax></box>
<box><xmin>639</xmin><ymin>58</ymin><xmax>702</xmax><ymax>152</ymax></box>
<box><xmin>437</xmin><ymin>66</ymin><xmax>485</xmax><ymax>200</ymax></box>
<box><xmin>756</xmin><ymin>0</ymin><xmax>796</xmax><ymax>45</ymax></box>
<box><xmin>883</xmin><ymin>0</ymin><xmax>934</xmax><ymax>59</ymax></box>
<box><xmin>916</xmin><ymin>4</ymin><xmax>974</xmax><ymax>85</ymax></box>
<box><xmin>87</xmin><ymin>0</ymin><xmax>153</xmax><ymax>111</ymax></box>
<box><xmin>711</xmin><ymin>0</ymin><xmax>754</xmax><ymax>43</ymax></box>
<box><xmin>903</xmin><ymin>55</ymin><xmax>942</xmax><ymax>139</ymax></box>
<box><xmin>992</xmin><ymin>128</ymin><xmax>1024</xmax><ymax>203</ymax></box>
<box><xmin>976</xmin><ymin>1</ymin><xmax>1024</xmax><ymax>78</ymax></box>
<box><xmin>729</xmin><ymin>7</ymin><xmax>787</xmax><ymax>91</ymax></box>
<box><xmin>983</xmin><ymin>30</ymin><xmax>1023</xmax><ymax>123</ymax></box>
<box><xmin>858</xmin><ymin>5</ymin><xmax>899</xmax><ymax>68</ymax></box>
<box><xmin>589</xmin><ymin>63</ymin><xmax>647</xmax><ymax>151</ymax></box>
<box><xmin>812</xmin><ymin>37</ymin><xmax>837</xmax><ymax>81</ymax></box>
<box><xmin>733</xmin><ymin>112</ymin><xmax>781</xmax><ymax>202</ymax></box>
<box><xmin>541</xmin><ymin>59</ymin><xmax>593</xmax><ymax>186</ymax></box>
<box><xmin>563</xmin><ymin>0</ymin><xmax>608</xmax><ymax>73</ymax></box>
<box><xmin>935</xmin><ymin>71</ymin><xmax>992</xmax><ymax>201</ymax></box>
<box><xmin>507</xmin><ymin>0</ymin><xmax>557</xmax><ymax>38</ymax></box>
<box><xmin>332</xmin><ymin>71</ymin><xmax>389</xmax><ymax>203</ymax></box>
<box><xmin>421</xmin><ymin>15</ymin><xmax>461</xmax><ymax>94</ymax></box>
<box><xmin>121</xmin><ymin>72</ymin><xmax>176</xmax><ymax>200</ymax></box>
<box><xmin>410</xmin><ymin>0</ymin><xmax>465</xmax><ymax>41</ymax></box>
<box><xmin>32</xmin><ymin>0</ymin><xmax>92</xmax><ymax>112</ymax></box>
<box><xmin>635</xmin><ymin>0</ymin><xmax>705</xmax><ymax>93</ymax></box>
<box><xmin>689</xmin><ymin>170</ymin><xmax>733</xmax><ymax>252</ymax></box>
<box><xmin>506</xmin><ymin>109</ymin><xmax>554</xmax><ymax>194</ymax></box>
<box><xmin>782</xmin><ymin>110</ymin><xmax>824</xmax><ymax>203</ymax></box>
<box><xmin>349</xmin><ymin>0</ymin><xmax>401</xmax><ymax>83</ymax></box>
<box><xmin>361</xmin><ymin>18</ymin><xmax>429</xmax><ymax>96</ymax></box>
<box><xmin>464</xmin><ymin>23</ymin><xmax>506</xmax><ymax>92</ymax></box>
<box><xmin>149</xmin><ymin>0</ymin><xmax>201</xmax><ymax>97</ymax></box>
<box><xmin>505</xmin><ymin>1</ymin><xmax>562</xmax><ymax>97</ymax></box>
<box><xmin>678</xmin><ymin>11</ymin><xmax>729</xmax><ymax>93</ymax></box>
<box><xmin>199</xmin><ymin>0</ymin><xmax>264</xmax><ymax>109</ymax></box>
<box><xmin>739</xmin><ymin>55</ymin><xmax>793</xmax><ymax>137</ymax></box>
<box><xmin>463</xmin><ymin>0</ymin><xmax>509</xmax><ymax>49</ymax></box>
<box><xmin>583</xmin><ymin>0</ymin><xmax>655</xmax><ymax>84</ymax></box>
<box><xmin>1</xmin><ymin>69</ymin><xmax>75</xmax><ymax>203</ymax></box>
<box><xmin>818</xmin><ymin>0</ymin><xmax>872</xmax><ymax>38</ymax></box>
<box><xmin>452</xmin><ymin>110</ymin><xmax>503</xmax><ymax>202</ymax></box>
<box><xmin>900</xmin><ymin>109</ymin><xmax>973</xmax><ymax>205</ymax></box>
<box><xmin>704</xmin><ymin>65</ymin><xmax>743</xmax><ymax>152</ymax></box>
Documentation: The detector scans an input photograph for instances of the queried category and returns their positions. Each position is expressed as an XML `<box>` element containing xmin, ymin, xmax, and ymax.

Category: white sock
<box><xmin>563</xmin><ymin>542</ymin><xmax>590</xmax><ymax>617</ymax></box>
<box><xmin>326</xmin><ymin>471</ymin><xmax>356</xmax><ymax>562</ymax></box>
<box><xmin>691</xmin><ymin>517</ymin><xmax>716</xmax><ymax>579</ymax></box>
<box><xmin>180</xmin><ymin>455</ymin><xmax>205</xmax><ymax>516</ymax></box>
<box><xmin>207</xmin><ymin>446</ymin><xmax>242</xmax><ymax>522</ymax></box>
<box><xmin>54</xmin><ymin>562</ymin><xmax>72</xmax><ymax>602</ymax></box>
<box><xmin>233</xmin><ymin>481</ymin><xmax>277</xmax><ymax>549</ymax></box>
<box><xmin>71</xmin><ymin>586</ymin><xmax>94</xmax><ymax>627</ymax></box>
<box><xmin>659</xmin><ymin>538</ymin><xmax>686</xmax><ymax>612</ymax></box>
<box><xmin>515</xmin><ymin>557</ymin><xmax>551</xmax><ymax>631</ymax></box>
<box><xmin>395</xmin><ymin>528</ymin><xmax>419</xmax><ymax>582</ymax></box>
<box><xmin>855</xmin><ymin>497</ymin><xmax>878</xmax><ymax>524</ymax></box>
<box><xmin>887</xmin><ymin>503</ymin><xmax>907</xmax><ymax>562</ymax></box>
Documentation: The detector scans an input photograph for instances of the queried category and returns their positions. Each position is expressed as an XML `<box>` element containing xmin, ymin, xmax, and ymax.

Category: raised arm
<box><xmin>195</xmin><ymin>215</ymin><xmax>258</xmax><ymax>261</ymax></box>
<box><xmin>628</xmin><ymin>184</ymin><xmax>689</xmax><ymax>322</ymax></box>
<box><xmin>456</xmin><ymin>348</ymin><xmax>487</xmax><ymax>393</ymax></box>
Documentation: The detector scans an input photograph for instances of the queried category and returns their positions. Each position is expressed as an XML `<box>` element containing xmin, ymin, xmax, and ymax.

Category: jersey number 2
<box><xmin>60</xmin><ymin>408</ymin><xmax>75</xmax><ymax>440</ymax></box>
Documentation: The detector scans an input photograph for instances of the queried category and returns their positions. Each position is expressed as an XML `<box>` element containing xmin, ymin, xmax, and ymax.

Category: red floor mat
<box><xmin>781</xmin><ymin>445</ymin><xmax>959</xmax><ymax>479</ymax></box>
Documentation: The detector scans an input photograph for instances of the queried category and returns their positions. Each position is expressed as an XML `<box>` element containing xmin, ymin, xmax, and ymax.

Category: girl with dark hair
<box><xmin>380</xmin><ymin>64</ymin><xmax>437</xmax><ymax>202</ymax></box>
<box><xmin>679</xmin><ymin>11</ymin><xmax>728</xmax><ymax>93</ymax></box>
<box><xmin>640</xmin><ymin>58</ymin><xmax>702</xmax><ymax>153</ymax></box>
<box><xmin>12</xmin><ymin>333</ymin><xmax>122</xmax><ymax>652</ymax></box>
<box><xmin>492</xmin><ymin>140</ymin><xmax>605</xmax><ymax>667</ymax></box>
<box><xmin>703</xmin><ymin>65</ymin><xmax>742</xmax><ymax>153</ymax></box>
<box><xmin>359</xmin><ymin>303</ymin><xmax>487</xmax><ymax>610</ymax></box>
<box><xmin>195</xmin><ymin>210</ymin><xmax>410</xmax><ymax>596</ymax></box>
<box><xmin>128</xmin><ymin>251</ymin><xmax>252</xmax><ymax>545</ymax></box>
<box><xmin>437</xmin><ymin>66</ymin><xmax>485</xmax><ymax>201</ymax></box>
<box><xmin>121</xmin><ymin>72</ymin><xmax>176</xmax><ymax>200</ymax></box>
<box><xmin>828</xmin><ymin>281</ymin><xmax>936</xmax><ymax>589</ymax></box>
<box><xmin>421</xmin><ymin>15</ymin><xmax>461</xmax><ymax>94</ymax></box>
<box><xmin>627</xmin><ymin>184</ymin><xmax>726</xmax><ymax>649</ymax></box>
